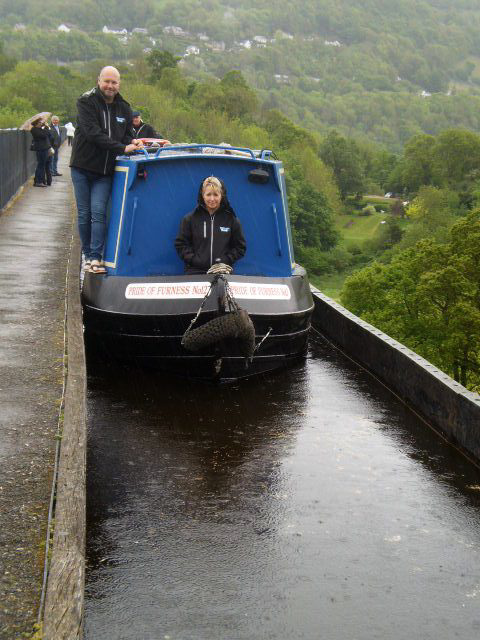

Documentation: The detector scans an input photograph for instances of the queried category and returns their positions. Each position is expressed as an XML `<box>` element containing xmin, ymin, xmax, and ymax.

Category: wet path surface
<box><xmin>84</xmin><ymin>332</ymin><xmax>480</xmax><ymax>640</ymax></box>
<box><xmin>0</xmin><ymin>147</ymin><xmax>73</xmax><ymax>638</ymax></box>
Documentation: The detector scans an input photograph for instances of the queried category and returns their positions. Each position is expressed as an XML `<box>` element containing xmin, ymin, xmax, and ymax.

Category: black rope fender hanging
<box><xmin>181</xmin><ymin>275</ymin><xmax>257</xmax><ymax>360</ymax></box>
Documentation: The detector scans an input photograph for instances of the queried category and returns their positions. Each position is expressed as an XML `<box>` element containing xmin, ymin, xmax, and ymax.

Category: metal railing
<box><xmin>0</xmin><ymin>128</ymin><xmax>66</xmax><ymax>211</ymax></box>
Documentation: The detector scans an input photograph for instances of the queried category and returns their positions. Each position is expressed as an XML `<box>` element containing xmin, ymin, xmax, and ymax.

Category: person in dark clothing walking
<box><xmin>175</xmin><ymin>176</ymin><xmax>246</xmax><ymax>274</ymax></box>
<box><xmin>49</xmin><ymin>115</ymin><xmax>62</xmax><ymax>175</ymax></box>
<box><xmin>131</xmin><ymin>111</ymin><xmax>160</xmax><ymax>139</ymax></box>
<box><xmin>70</xmin><ymin>66</ymin><xmax>143</xmax><ymax>273</ymax></box>
<box><xmin>43</xmin><ymin>123</ymin><xmax>54</xmax><ymax>186</ymax></box>
<box><xmin>30</xmin><ymin>117</ymin><xmax>51</xmax><ymax>187</ymax></box>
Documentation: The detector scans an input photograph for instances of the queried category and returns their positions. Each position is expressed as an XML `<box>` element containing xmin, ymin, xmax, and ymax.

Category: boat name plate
<box><xmin>124</xmin><ymin>281</ymin><xmax>292</xmax><ymax>301</ymax></box>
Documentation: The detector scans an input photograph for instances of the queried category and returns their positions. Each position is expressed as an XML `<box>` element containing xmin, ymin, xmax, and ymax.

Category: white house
<box><xmin>209</xmin><ymin>41</ymin><xmax>225</xmax><ymax>52</ymax></box>
<box><xmin>163</xmin><ymin>25</ymin><xmax>188</xmax><ymax>36</ymax></box>
<box><xmin>103</xmin><ymin>26</ymin><xmax>128</xmax><ymax>35</ymax></box>
<box><xmin>57</xmin><ymin>24</ymin><xmax>71</xmax><ymax>33</ymax></box>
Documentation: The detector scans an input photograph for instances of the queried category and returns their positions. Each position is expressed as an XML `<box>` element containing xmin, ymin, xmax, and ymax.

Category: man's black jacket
<box><xmin>175</xmin><ymin>189</ymin><xmax>246</xmax><ymax>274</ymax></box>
<box><xmin>70</xmin><ymin>87</ymin><xmax>133</xmax><ymax>176</ymax></box>
<box><xmin>49</xmin><ymin>125</ymin><xmax>61</xmax><ymax>149</ymax></box>
<box><xmin>133</xmin><ymin>121</ymin><xmax>160</xmax><ymax>138</ymax></box>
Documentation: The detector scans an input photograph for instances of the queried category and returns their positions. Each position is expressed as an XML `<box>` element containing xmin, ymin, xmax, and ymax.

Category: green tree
<box><xmin>319</xmin><ymin>130</ymin><xmax>365</xmax><ymax>200</ymax></box>
<box><xmin>146</xmin><ymin>49</ymin><xmax>180</xmax><ymax>83</ymax></box>
<box><xmin>400</xmin><ymin>185</ymin><xmax>459</xmax><ymax>248</ymax></box>
<box><xmin>263</xmin><ymin>109</ymin><xmax>316</xmax><ymax>150</ymax></box>
<box><xmin>285</xmin><ymin>165</ymin><xmax>338</xmax><ymax>268</ymax></box>
<box><xmin>219</xmin><ymin>71</ymin><xmax>258</xmax><ymax>120</ymax></box>
<box><xmin>0</xmin><ymin>40</ymin><xmax>14</xmax><ymax>75</ymax></box>
<box><xmin>0</xmin><ymin>60</ymin><xmax>86</xmax><ymax>119</ymax></box>
<box><xmin>341</xmin><ymin>211</ymin><xmax>480</xmax><ymax>391</ymax></box>
<box><xmin>401</xmin><ymin>134</ymin><xmax>436</xmax><ymax>193</ymax></box>
<box><xmin>432</xmin><ymin>129</ymin><xmax>480</xmax><ymax>188</ymax></box>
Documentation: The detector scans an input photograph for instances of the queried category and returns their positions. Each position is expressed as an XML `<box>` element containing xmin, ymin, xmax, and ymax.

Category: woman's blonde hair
<box><xmin>202</xmin><ymin>176</ymin><xmax>222</xmax><ymax>194</ymax></box>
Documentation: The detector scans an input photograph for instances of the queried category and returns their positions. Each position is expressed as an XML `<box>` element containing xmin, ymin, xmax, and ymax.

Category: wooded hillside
<box><xmin>3</xmin><ymin>1</ymin><xmax>480</xmax><ymax>148</ymax></box>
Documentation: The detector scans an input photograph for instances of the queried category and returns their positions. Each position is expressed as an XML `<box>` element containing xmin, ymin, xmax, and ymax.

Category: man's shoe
<box><xmin>89</xmin><ymin>259</ymin><xmax>107</xmax><ymax>274</ymax></box>
<box><xmin>33</xmin><ymin>183</ymin><xmax>46</xmax><ymax>187</ymax></box>
<box><xmin>53</xmin><ymin>172</ymin><xmax>62</xmax><ymax>176</ymax></box>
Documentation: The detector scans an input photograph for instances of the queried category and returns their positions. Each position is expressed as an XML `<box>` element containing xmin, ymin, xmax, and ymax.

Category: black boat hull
<box><xmin>82</xmin><ymin>273</ymin><xmax>313</xmax><ymax>379</ymax></box>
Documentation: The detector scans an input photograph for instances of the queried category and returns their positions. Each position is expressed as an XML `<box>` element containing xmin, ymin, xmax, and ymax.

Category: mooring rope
<box><xmin>181</xmin><ymin>276</ymin><xmax>219</xmax><ymax>346</ymax></box>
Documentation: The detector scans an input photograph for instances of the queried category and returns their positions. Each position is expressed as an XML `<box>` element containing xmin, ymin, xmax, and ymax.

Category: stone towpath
<box><xmin>0</xmin><ymin>146</ymin><xmax>74</xmax><ymax>639</ymax></box>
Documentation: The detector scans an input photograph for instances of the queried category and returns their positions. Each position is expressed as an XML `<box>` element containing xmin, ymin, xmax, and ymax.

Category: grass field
<box><xmin>334</xmin><ymin>211</ymin><xmax>388</xmax><ymax>247</ymax></box>
<box><xmin>310</xmin><ymin>272</ymin><xmax>347</xmax><ymax>301</ymax></box>
<box><xmin>311</xmin><ymin>209</ymin><xmax>410</xmax><ymax>301</ymax></box>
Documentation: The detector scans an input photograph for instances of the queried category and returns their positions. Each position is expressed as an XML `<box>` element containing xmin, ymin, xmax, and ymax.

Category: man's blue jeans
<box><xmin>71</xmin><ymin>167</ymin><xmax>112</xmax><ymax>261</ymax></box>
<box><xmin>52</xmin><ymin>148</ymin><xmax>59</xmax><ymax>174</ymax></box>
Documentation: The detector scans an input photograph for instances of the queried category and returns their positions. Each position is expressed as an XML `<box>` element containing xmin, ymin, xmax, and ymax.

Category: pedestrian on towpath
<box><xmin>65</xmin><ymin>121</ymin><xmax>75</xmax><ymax>146</ymax></box>
<box><xmin>49</xmin><ymin>115</ymin><xmax>62</xmax><ymax>176</ymax></box>
<box><xmin>30</xmin><ymin>117</ymin><xmax>51</xmax><ymax>188</ymax></box>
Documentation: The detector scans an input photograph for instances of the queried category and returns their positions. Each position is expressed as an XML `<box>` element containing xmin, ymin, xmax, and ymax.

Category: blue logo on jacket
<box><xmin>116</xmin><ymin>117</ymin><xmax>126</xmax><ymax>123</ymax></box>
<box><xmin>220</xmin><ymin>226</ymin><xmax>230</xmax><ymax>232</ymax></box>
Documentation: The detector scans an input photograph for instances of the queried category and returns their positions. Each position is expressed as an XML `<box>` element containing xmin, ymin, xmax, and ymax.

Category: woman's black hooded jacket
<box><xmin>174</xmin><ymin>180</ymin><xmax>247</xmax><ymax>274</ymax></box>
<box><xmin>30</xmin><ymin>125</ymin><xmax>51</xmax><ymax>151</ymax></box>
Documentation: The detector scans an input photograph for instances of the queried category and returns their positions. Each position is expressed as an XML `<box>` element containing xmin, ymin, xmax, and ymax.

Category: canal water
<box><xmin>84</xmin><ymin>331</ymin><xmax>480</xmax><ymax>640</ymax></box>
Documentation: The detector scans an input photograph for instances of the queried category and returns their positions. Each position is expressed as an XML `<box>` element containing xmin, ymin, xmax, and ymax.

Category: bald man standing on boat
<box><xmin>70</xmin><ymin>66</ymin><xmax>143</xmax><ymax>273</ymax></box>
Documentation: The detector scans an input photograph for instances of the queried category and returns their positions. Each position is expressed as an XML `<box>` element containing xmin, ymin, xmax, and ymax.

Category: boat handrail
<box><xmin>155</xmin><ymin>143</ymin><xmax>255</xmax><ymax>159</ymax></box>
<box><xmin>131</xmin><ymin>144</ymin><xmax>274</xmax><ymax>161</ymax></box>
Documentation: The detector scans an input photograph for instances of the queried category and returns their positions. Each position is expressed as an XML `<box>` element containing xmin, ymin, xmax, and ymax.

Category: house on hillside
<box><xmin>163</xmin><ymin>25</ymin><xmax>188</xmax><ymax>37</ymax></box>
<box><xmin>185</xmin><ymin>45</ymin><xmax>200</xmax><ymax>56</ymax></box>
<box><xmin>209</xmin><ymin>41</ymin><xmax>225</xmax><ymax>52</ymax></box>
<box><xmin>57</xmin><ymin>24</ymin><xmax>71</xmax><ymax>33</ymax></box>
<box><xmin>103</xmin><ymin>26</ymin><xmax>128</xmax><ymax>35</ymax></box>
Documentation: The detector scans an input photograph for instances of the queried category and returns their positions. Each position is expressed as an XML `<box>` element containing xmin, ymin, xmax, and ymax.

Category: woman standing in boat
<box><xmin>175</xmin><ymin>176</ymin><xmax>246</xmax><ymax>274</ymax></box>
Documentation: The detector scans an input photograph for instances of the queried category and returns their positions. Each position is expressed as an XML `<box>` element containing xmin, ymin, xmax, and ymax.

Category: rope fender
<box><xmin>182</xmin><ymin>308</ymin><xmax>256</xmax><ymax>358</ymax></box>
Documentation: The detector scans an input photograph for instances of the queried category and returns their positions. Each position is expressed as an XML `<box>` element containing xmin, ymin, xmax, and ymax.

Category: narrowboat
<box><xmin>81</xmin><ymin>144</ymin><xmax>314</xmax><ymax>379</ymax></box>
